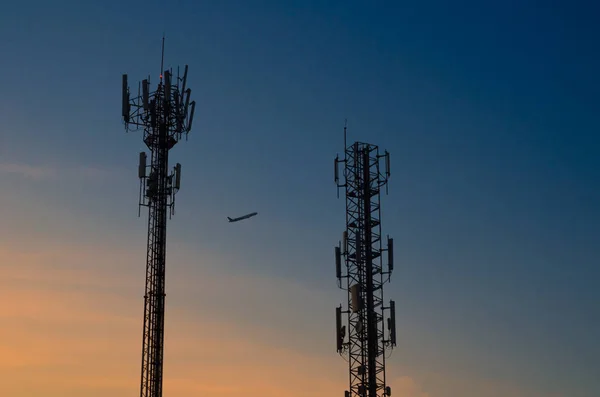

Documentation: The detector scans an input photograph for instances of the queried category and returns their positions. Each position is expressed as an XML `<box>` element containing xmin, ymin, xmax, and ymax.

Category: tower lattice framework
<box><xmin>122</xmin><ymin>40</ymin><xmax>196</xmax><ymax>397</ymax></box>
<box><xmin>334</xmin><ymin>126</ymin><xmax>396</xmax><ymax>397</ymax></box>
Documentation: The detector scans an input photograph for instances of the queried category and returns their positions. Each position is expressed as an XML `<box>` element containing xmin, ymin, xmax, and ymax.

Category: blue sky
<box><xmin>0</xmin><ymin>1</ymin><xmax>599</xmax><ymax>397</ymax></box>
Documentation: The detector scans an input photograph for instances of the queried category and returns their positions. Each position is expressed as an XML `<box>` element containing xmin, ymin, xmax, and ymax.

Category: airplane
<box><xmin>227</xmin><ymin>212</ymin><xmax>258</xmax><ymax>223</ymax></box>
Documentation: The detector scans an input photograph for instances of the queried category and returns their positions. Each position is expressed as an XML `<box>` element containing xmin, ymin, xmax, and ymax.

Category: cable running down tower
<box><xmin>121</xmin><ymin>38</ymin><xmax>196</xmax><ymax>397</ymax></box>
<box><xmin>334</xmin><ymin>124</ymin><xmax>396</xmax><ymax>397</ymax></box>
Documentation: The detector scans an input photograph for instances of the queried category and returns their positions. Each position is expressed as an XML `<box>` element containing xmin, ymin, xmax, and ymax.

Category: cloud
<box><xmin>0</xmin><ymin>162</ymin><xmax>118</xmax><ymax>182</ymax></box>
<box><xmin>0</xmin><ymin>162</ymin><xmax>57</xmax><ymax>180</ymax></box>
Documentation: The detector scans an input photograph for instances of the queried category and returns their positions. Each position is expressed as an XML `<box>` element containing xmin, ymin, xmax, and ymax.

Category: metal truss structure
<box><xmin>122</xmin><ymin>38</ymin><xmax>196</xmax><ymax>397</ymax></box>
<box><xmin>334</xmin><ymin>125</ymin><xmax>396</xmax><ymax>397</ymax></box>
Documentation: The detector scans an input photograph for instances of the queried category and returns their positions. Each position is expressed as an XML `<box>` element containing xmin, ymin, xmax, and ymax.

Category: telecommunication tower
<box><xmin>334</xmin><ymin>123</ymin><xmax>396</xmax><ymax>397</ymax></box>
<box><xmin>121</xmin><ymin>38</ymin><xmax>196</xmax><ymax>397</ymax></box>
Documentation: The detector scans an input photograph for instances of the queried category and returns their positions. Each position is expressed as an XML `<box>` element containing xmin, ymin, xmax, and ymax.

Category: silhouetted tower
<box><xmin>334</xmin><ymin>123</ymin><xmax>396</xmax><ymax>397</ymax></box>
<box><xmin>121</xmin><ymin>38</ymin><xmax>196</xmax><ymax>397</ymax></box>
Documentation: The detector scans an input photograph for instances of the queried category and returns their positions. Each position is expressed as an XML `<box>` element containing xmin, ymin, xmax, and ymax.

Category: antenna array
<box><xmin>334</xmin><ymin>124</ymin><xmax>396</xmax><ymax>397</ymax></box>
<box><xmin>121</xmin><ymin>40</ymin><xmax>196</xmax><ymax>397</ymax></box>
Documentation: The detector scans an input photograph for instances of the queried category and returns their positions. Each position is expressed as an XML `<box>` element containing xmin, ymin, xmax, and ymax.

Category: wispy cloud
<box><xmin>0</xmin><ymin>162</ymin><xmax>119</xmax><ymax>182</ymax></box>
<box><xmin>0</xmin><ymin>163</ymin><xmax>58</xmax><ymax>180</ymax></box>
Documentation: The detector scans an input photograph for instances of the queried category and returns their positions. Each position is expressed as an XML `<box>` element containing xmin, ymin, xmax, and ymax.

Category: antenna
<box><xmin>121</xmin><ymin>37</ymin><xmax>198</xmax><ymax>397</ymax></box>
<box><xmin>335</xmin><ymin>246</ymin><xmax>342</xmax><ymax>279</ymax></box>
<box><xmin>122</xmin><ymin>74</ymin><xmax>130</xmax><ymax>123</ymax></box>
<box><xmin>334</xmin><ymin>156</ymin><xmax>339</xmax><ymax>184</ymax></box>
<box><xmin>138</xmin><ymin>152</ymin><xmax>147</xmax><ymax>178</ymax></box>
<box><xmin>387</xmin><ymin>237</ymin><xmax>394</xmax><ymax>274</ymax></box>
<box><xmin>142</xmin><ymin>80</ymin><xmax>150</xmax><ymax>110</ymax></box>
<box><xmin>335</xmin><ymin>121</ymin><xmax>349</xmax><ymax>199</ymax></box>
<box><xmin>188</xmin><ymin>100</ymin><xmax>196</xmax><ymax>132</ymax></box>
<box><xmin>389</xmin><ymin>300</ymin><xmax>396</xmax><ymax>347</ymax></box>
<box><xmin>343</xmin><ymin>118</ymin><xmax>347</xmax><ymax>150</ymax></box>
<box><xmin>384</xmin><ymin>150</ymin><xmax>391</xmax><ymax>194</ymax></box>
<box><xmin>160</xmin><ymin>34</ymin><xmax>165</xmax><ymax>82</ymax></box>
<box><xmin>180</xmin><ymin>65</ymin><xmax>188</xmax><ymax>102</ymax></box>
<box><xmin>334</xmin><ymin>133</ymin><xmax>395</xmax><ymax>397</ymax></box>
<box><xmin>164</xmin><ymin>70</ymin><xmax>171</xmax><ymax>101</ymax></box>
<box><xmin>336</xmin><ymin>306</ymin><xmax>344</xmax><ymax>352</ymax></box>
<box><xmin>385</xmin><ymin>150</ymin><xmax>390</xmax><ymax>177</ymax></box>
<box><xmin>183</xmin><ymin>89</ymin><xmax>191</xmax><ymax>121</ymax></box>
<box><xmin>174</xmin><ymin>163</ymin><xmax>181</xmax><ymax>190</ymax></box>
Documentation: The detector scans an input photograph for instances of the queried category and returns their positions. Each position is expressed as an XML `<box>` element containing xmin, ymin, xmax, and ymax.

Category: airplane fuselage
<box><xmin>228</xmin><ymin>212</ymin><xmax>258</xmax><ymax>222</ymax></box>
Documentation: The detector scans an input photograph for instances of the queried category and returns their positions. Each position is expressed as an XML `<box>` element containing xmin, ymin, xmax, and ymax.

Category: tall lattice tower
<box><xmin>121</xmin><ymin>38</ymin><xmax>196</xmax><ymax>397</ymax></box>
<box><xmin>334</xmin><ymin>123</ymin><xmax>396</xmax><ymax>397</ymax></box>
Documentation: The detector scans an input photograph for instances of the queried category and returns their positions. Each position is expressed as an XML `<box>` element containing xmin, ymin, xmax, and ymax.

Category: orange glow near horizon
<box><xmin>0</xmin><ymin>232</ymin><xmax>452</xmax><ymax>397</ymax></box>
<box><xmin>0</xmin><ymin>242</ymin><xmax>357</xmax><ymax>397</ymax></box>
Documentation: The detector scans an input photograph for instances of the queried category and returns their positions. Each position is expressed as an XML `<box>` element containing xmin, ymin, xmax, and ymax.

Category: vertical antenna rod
<box><xmin>334</xmin><ymin>122</ymin><xmax>395</xmax><ymax>397</ymax></box>
<box><xmin>122</xmin><ymin>37</ymin><xmax>198</xmax><ymax>397</ymax></box>
<box><xmin>160</xmin><ymin>34</ymin><xmax>165</xmax><ymax>82</ymax></box>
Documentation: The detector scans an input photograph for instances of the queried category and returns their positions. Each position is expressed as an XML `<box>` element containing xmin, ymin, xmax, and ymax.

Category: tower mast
<box><xmin>334</xmin><ymin>124</ymin><xmax>396</xmax><ymax>397</ymax></box>
<box><xmin>122</xmin><ymin>39</ymin><xmax>197</xmax><ymax>397</ymax></box>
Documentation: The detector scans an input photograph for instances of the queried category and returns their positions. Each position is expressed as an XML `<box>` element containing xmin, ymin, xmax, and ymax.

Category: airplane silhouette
<box><xmin>227</xmin><ymin>212</ymin><xmax>258</xmax><ymax>223</ymax></box>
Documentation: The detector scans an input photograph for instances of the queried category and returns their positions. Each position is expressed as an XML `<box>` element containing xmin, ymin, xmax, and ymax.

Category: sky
<box><xmin>0</xmin><ymin>0</ymin><xmax>599</xmax><ymax>396</ymax></box>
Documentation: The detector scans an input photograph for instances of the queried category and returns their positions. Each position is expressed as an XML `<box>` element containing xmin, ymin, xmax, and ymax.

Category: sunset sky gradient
<box><xmin>1</xmin><ymin>1</ymin><xmax>599</xmax><ymax>397</ymax></box>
